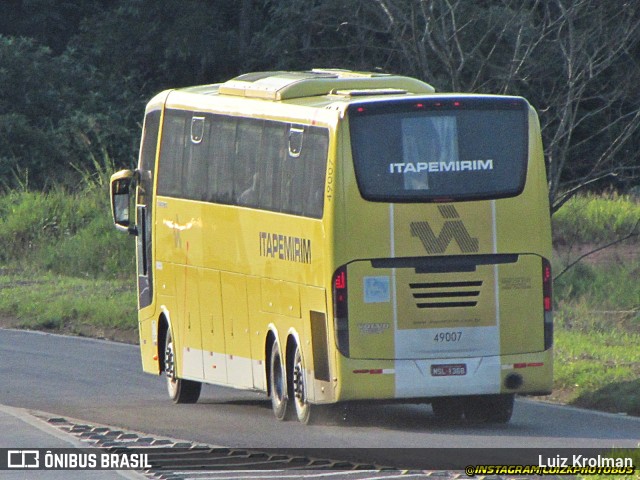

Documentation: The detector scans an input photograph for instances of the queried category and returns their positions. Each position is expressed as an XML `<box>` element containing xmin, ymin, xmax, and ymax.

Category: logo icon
<box><xmin>411</xmin><ymin>205</ymin><xmax>479</xmax><ymax>254</ymax></box>
<box><xmin>7</xmin><ymin>450</ymin><xmax>40</xmax><ymax>469</ymax></box>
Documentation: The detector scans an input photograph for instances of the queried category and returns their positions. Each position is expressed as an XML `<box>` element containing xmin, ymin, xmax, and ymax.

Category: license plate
<box><xmin>431</xmin><ymin>363</ymin><xmax>467</xmax><ymax>376</ymax></box>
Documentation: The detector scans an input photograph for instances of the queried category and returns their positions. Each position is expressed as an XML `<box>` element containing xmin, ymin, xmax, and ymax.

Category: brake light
<box><xmin>333</xmin><ymin>266</ymin><xmax>349</xmax><ymax>357</ymax></box>
<box><xmin>542</xmin><ymin>258</ymin><xmax>553</xmax><ymax>350</ymax></box>
<box><xmin>543</xmin><ymin>260</ymin><xmax>552</xmax><ymax>309</ymax></box>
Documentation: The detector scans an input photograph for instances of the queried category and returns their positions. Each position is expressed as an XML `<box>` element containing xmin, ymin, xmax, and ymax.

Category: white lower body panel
<box><xmin>394</xmin><ymin>355</ymin><xmax>501</xmax><ymax>398</ymax></box>
<box><xmin>181</xmin><ymin>347</ymin><xmax>259</xmax><ymax>390</ymax></box>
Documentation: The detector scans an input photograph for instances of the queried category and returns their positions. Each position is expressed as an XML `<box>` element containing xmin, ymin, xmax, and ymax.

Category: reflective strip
<box><xmin>353</xmin><ymin>369</ymin><xmax>395</xmax><ymax>375</ymax></box>
<box><xmin>504</xmin><ymin>362</ymin><xmax>545</xmax><ymax>370</ymax></box>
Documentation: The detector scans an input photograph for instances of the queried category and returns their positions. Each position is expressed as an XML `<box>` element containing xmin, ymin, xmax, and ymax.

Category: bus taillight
<box><xmin>333</xmin><ymin>266</ymin><xmax>349</xmax><ymax>357</ymax></box>
<box><xmin>542</xmin><ymin>258</ymin><xmax>553</xmax><ymax>350</ymax></box>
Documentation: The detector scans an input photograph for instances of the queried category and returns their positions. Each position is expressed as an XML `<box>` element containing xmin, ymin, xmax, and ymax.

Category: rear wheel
<box><xmin>292</xmin><ymin>343</ymin><xmax>313</xmax><ymax>424</ymax></box>
<box><xmin>269</xmin><ymin>342</ymin><xmax>290</xmax><ymax>420</ymax></box>
<box><xmin>431</xmin><ymin>396</ymin><xmax>464</xmax><ymax>423</ymax></box>
<box><xmin>463</xmin><ymin>394</ymin><xmax>514</xmax><ymax>424</ymax></box>
<box><xmin>164</xmin><ymin>328</ymin><xmax>201</xmax><ymax>403</ymax></box>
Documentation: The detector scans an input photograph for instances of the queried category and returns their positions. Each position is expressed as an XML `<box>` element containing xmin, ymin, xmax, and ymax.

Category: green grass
<box><xmin>0</xmin><ymin>184</ymin><xmax>134</xmax><ymax>277</ymax></box>
<box><xmin>554</xmin><ymin>262</ymin><xmax>640</xmax><ymax>319</ymax></box>
<box><xmin>0</xmin><ymin>269</ymin><xmax>136</xmax><ymax>333</ymax></box>
<box><xmin>552</xmin><ymin>192</ymin><xmax>640</xmax><ymax>245</ymax></box>
<box><xmin>0</xmin><ymin>182</ymin><xmax>137</xmax><ymax>341</ymax></box>
<box><xmin>551</xmin><ymin>192</ymin><xmax>639</xmax><ymax>414</ymax></box>
<box><xmin>553</xmin><ymin>306</ymin><xmax>640</xmax><ymax>415</ymax></box>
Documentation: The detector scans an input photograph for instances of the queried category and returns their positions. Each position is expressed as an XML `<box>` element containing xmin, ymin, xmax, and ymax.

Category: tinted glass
<box><xmin>156</xmin><ymin>110</ymin><xmax>329</xmax><ymax>218</ymax></box>
<box><xmin>349</xmin><ymin>97</ymin><xmax>528</xmax><ymax>202</ymax></box>
<box><xmin>156</xmin><ymin>113</ymin><xmax>188</xmax><ymax>198</ymax></box>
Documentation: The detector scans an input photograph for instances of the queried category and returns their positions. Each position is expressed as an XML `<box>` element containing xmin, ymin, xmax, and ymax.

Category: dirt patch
<box><xmin>554</xmin><ymin>242</ymin><xmax>639</xmax><ymax>267</ymax></box>
<box><xmin>536</xmin><ymin>389</ymin><xmax>576</xmax><ymax>406</ymax></box>
<box><xmin>0</xmin><ymin>316</ymin><xmax>139</xmax><ymax>345</ymax></box>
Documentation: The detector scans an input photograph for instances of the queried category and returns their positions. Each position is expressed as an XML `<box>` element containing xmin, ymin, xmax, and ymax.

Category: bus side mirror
<box><xmin>110</xmin><ymin>169</ymin><xmax>138</xmax><ymax>235</ymax></box>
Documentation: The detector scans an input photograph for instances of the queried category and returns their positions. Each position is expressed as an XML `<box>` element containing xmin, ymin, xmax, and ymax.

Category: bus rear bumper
<box><xmin>334</xmin><ymin>349</ymin><xmax>553</xmax><ymax>402</ymax></box>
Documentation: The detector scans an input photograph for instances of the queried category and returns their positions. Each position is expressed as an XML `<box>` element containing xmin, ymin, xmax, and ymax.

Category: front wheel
<box><xmin>164</xmin><ymin>328</ymin><xmax>201</xmax><ymax>404</ymax></box>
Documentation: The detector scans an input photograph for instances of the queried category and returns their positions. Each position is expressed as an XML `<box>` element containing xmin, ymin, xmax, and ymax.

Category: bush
<box><xmin>552</xmin><ymin>193</ymin><xmax>640</xmax><ymax>245</ymax></box>
<box><xmin>0</xmin><ymin>185</ymin><xmax>134</xmax><ymax>279</ymax></box>
<box><xmin>554</xmin><ymin>261</ymin><xmax>640</xmax><ymax>314</ymax></box>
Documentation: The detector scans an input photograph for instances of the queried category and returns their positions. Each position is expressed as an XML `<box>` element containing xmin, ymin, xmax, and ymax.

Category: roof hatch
<box><xmin>218</xmin><ymin>69</ymin><xmax>435</xmax><ymax>101</ymax></box>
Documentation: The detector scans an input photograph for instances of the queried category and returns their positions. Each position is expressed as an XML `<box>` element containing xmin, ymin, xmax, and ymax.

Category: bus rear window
<box><xmin>349</xmin><ymin>97</ymin><xmax>529</xmax><ymax>202</ymax></box>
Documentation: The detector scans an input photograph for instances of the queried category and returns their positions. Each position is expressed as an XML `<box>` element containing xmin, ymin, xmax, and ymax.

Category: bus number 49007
<box><xmin>433</xmin><ymin>331</ymin><xmax>462</xmax><ymax>343</ymax></box>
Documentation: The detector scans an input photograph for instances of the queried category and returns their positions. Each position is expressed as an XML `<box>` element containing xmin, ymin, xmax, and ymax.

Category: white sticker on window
<box><xmin>363</xmin><ymin>276</ymin><xmax>390</xmax><ymax>303</ymax></box>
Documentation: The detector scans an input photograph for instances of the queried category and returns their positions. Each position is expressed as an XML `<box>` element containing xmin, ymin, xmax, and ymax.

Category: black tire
<box><xmin>291</xmin><ymin>343</ymin><xmax>313</xmax><ymax>424</ymax></box>
<box><xmin>164</xmin><ymin>328</ymin><xmax>201</xmax><ymax>404</ymax></box>
<box><xmin>431</xmin><ymin>396</ymin><xmax>464</xmax><ymax>423</ymax></box>
<box><xmin>463</xmin><ymin>394</ymin><xmax>514</xmax><ymax>424</ymax></box>
<box><xmin>484</xmin><ymin>394</ymin><xmax>515</xmax><ymax>423</ymax></box>
<box><xmin>269</xmin><ymin>342</ymin><xmax>290</xmax><ymax>420</ymax></box>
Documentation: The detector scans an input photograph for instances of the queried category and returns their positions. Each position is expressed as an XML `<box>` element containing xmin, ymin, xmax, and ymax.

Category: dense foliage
<box><xmin>0</xmin><ymin>183</ymin><xmax>134</xmax><ymax>278</ymax></box>
<box><xmin>1</xmin><ymin>0</ymin><xmax>639</xmax><ymax>210</ymax></box>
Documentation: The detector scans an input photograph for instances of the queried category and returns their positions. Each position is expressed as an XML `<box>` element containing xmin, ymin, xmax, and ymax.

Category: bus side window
<box><xmin>282</xmin><ymin>125</ymin><xmax>306</xmax><ymax>215</ymax></box>
<box><xmin>302</xmin><ymin>129</ymin><xmax>329</xmax><ymax>218</ymax></box>
<box><xmin>210</xmin><ymin>117</ymin><xmax>237</xmax><ymax>205</ymax></box>
<box><xmin>184</xmin><ymin>114</ymin><xmax>209</xmax><ymax>201</ymax></box>
<box><xmin>157</xmin><ymin>112</ymin><xmax>188</xmax><ymax>198</ymax></box>
<box><xmin>258</xmin><ymin>122</ymin><xmax>284</xmax><ymax>211</ymax></box>
<box><xmin>235</xmin><ymin>119</ymin><xmax>263</xmax><ymax>207</ymax></box>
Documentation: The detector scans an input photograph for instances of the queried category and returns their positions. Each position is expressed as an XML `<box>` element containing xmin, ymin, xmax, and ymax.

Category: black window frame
<box><xmin>156</xmin><ymin>109</ymin><xmax>329</xmax><ymax>219</ymax></box>
<box><xmin>348</xmin><ymin>96</ymin><xmax>530</xmax><ymax>203</ymax></box>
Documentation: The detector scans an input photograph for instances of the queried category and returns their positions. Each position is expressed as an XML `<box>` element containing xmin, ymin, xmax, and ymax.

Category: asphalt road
<box><xmin>1</xmin><ymin>328</ymin><xmax>638</xmax><ymax>469</ymax></box>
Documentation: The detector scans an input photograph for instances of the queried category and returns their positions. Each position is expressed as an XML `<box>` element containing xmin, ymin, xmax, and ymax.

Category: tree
<box><xmin>532</xmin><ymin>0</ymin><xmax>640</xmax><ymax>213</ymax></box>
<box><xmin>0</xmin><ymin>36</ymin><xmax>86</xmax><ymax>188</ymax></box>
<box><xmin>355</xmin><ymin>0</ymin><xmax>640</xmax><ymax>212</ymax></box>
<box><xmin>0</xmin><ymin>33</ymin><xmax>140</xmax><ymax>190</ymax></box>
<box><xmin>1</xmin><ymin>0</ymin><xmax>638</xmax><ymax>200</ymax></box>
<box><xmin>0</xmin><ymin>0</ymin><xmax>107</xmax><ymax>53</ymax></box>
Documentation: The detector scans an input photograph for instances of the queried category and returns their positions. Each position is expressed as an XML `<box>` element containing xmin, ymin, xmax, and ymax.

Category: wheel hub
<box><xmin>165</xmin><ymin>344</ymin><xmax>175</xmax><ymax>379</ymax></box>
<box><xmin>293</xmin><ymin>364</ymin><xmax>304</xmax><ymax>401</ymax></box>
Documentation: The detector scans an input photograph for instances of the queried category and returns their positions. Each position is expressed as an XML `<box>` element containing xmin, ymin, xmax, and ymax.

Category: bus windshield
<box><xmin>349</xmin><ymin>97</ymin><xmax>529</xmax><ymax>202</ymax></box>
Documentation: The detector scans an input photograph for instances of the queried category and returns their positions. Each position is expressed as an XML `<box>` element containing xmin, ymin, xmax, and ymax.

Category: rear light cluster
<box><xmin>351</xmin><ymin>98</ymin><xmax>523</xmax><ymax>115</ymax></box>
<box><xmin>542</xmin><ymin>258</ymin><xmax>553</xmax><ymax>350</ymax></box>
<box><xmin>355</xmin><ymin>100</ymin><xmax>463</xmax><ymax>113</ymax></box>
<box><xmin>333</xmin><ymin>266</ymin><xmax>349</xmax><ymax>357</ymax></box>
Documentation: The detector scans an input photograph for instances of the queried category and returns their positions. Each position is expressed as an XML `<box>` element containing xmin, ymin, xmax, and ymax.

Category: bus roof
<box><xmin>180</xmin><ymin>69</ymin><xmax>436</xmax><ymax>102</ymax></box>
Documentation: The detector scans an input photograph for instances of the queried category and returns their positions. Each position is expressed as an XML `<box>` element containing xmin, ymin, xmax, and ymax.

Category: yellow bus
<box><xmin>110</xmin><ymin>69</ymin><xmax>553</xmax><ymax>424</ymax></box>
